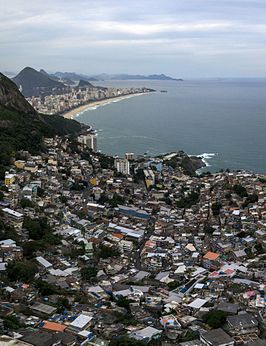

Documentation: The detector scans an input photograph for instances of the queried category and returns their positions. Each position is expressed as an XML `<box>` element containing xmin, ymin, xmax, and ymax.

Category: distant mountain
<box><xmin>0</xmin><ymin>73</ymin><xmax>83</xmax><ymax>178</ymax></box>
<box><xmin>40</xmin><ymin>70</ymin><xmax>76</xmax><ymax>86</ymax></box>
<box><xmin>51</xmin><ymin>71</ymin><xmax>182</xmax><ymax>82</ymax></box>
<box><xmin>54</xmin><ymin>72</ymin><xmax>98</xmax><ymax>82</ymax></box>
<box><xmin>90</xmin><ymin>73</ymin><xmax>183</xmax><ymax>81</ymax></box>
<box><xmin>13</xmin><ymin>67</ymin><xmax>66</xmax><ymax>97</ymax></box>
<box><xmin>77</xmin><ymin>80</ymin><xmax>95</xmax><ymax>88</ymax></box>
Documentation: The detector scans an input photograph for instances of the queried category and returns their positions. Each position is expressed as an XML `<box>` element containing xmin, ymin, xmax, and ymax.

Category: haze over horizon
<box><xmin>2</xmin><ymin>0</ymin><xmax>266</xmax><ymax>78</ymax></box>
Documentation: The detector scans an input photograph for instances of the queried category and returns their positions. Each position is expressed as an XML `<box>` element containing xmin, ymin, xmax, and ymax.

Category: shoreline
<box><xmin>62</xmin><ymin>92</ymin><xmax>152</xmax><ymax>120</ymax></box>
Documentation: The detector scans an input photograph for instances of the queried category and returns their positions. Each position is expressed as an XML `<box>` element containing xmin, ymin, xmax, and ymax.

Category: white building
<box><xmin>78</xmin><ymin>132</ymin><xmax>97</xmax><ymax>152</ymax></box>
<box><xmin>115</xmin><ymin>158</ymin><xmax>130</xmax><ymax>175</ymax></box>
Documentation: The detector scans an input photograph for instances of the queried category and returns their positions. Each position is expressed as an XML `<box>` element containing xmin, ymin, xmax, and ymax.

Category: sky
<box><xmin>1</xmin><ymin>0</ymin><xmax>266</xmax><ymax>77</ymax></box>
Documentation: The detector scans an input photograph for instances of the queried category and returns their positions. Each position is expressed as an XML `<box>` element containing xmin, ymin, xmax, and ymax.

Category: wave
<box><xmin>197</xmin><ymin>153</ymin><xmax>217</xmax><ymax>167</ymax></box>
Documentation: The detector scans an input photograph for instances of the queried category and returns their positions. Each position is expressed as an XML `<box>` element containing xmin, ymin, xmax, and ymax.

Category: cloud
<box><xmin>1</xmin><ymin>0</ymin><xmax>266</xmax><ymax>76</ymax></box>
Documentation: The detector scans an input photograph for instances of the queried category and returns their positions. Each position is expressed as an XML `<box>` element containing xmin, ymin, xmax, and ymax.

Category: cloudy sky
<box><xmin>1</xmin><ymin>0</ymin><xmax>266</xmax><ymax>77</ymax></box>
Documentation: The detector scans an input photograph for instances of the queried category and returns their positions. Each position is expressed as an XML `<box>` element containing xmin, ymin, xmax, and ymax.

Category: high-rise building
<box><xmin>125</xmin><ymin>153</ymin><xmax>134</xmax><ymax>160</ymax></box>
<box><xmin>78</xmin><ymin>131</ymin><xmax>97</xmax><ymax>152</ymax></box>
<box><xmin>115</xmin><ymin>158</ymin><xmax>130</xmax><ymax>175</ymax></box>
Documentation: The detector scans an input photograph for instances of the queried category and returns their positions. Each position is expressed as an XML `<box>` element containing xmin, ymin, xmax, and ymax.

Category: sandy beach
<box><xmin>62</xmin><ymin>92</ymin><xmax>152</xmax><ymax>119</ymax></box>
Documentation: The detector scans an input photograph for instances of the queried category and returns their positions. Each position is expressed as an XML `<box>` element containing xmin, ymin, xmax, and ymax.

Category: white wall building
<box><xmin>115</xmin><ymin>158</ymin><xmax>130</xmax><ymax>175</ymax></box>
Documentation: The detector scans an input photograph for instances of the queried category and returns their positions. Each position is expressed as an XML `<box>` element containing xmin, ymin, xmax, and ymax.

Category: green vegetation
<box><xmin>167</xmin><ymin>280</ymin><xmax>181</xmax><ymax>290</ymax></box>
<box><xmin>98</xmin><ymin>244</ymin><xmax>120</xmax><ymax>259</ymax></box>
<box><xmin>179</xmin><ymin>330</ymin><xmax>198</xmax><ymax>342</ymax></box>
<box><xmin>80</xmin><ymin>267</ymin><xmax>97</xmax><ymax>281</ymax></box>
<box><xmin>202</xmin><ymin>310</ymin><xmax>228</xmax><ymax>328</ymax></box>
<box><xmin>116</xmin><ymin>296</ymin><xmax>134</xmax><ymax>310</ymax></box>
<box><xmin>0</xmin><ymin>73</ymin><xmax>83</xmax><ymax>179</ymax></box>
<box><xmin>36</xmin><ymin>186</ymin><xmax>45</xmax><ymax>197</ymax></box>
<box><xmin>3</xmin><ymin>315</ymin><xmax>22</xmax><ymax>330</ymax></box>
<box><xmin>56</xmin><ymin>297</ymin><xmax>70</xmax><ymax>313</ymax></box>
<box><xmin>115</xmin><ymin>313</ymin><xmax>138</xmax><ymax>326</ymax></box>
<box><xmin>0</xmin><ymin>217</ymin><xmax>19</xmax><ymax>243</ymax></box>
<box><xmin>211</xmin><ymin>202</ymin><xmax>222</xmax><ymax>216</ymax></box>
<box><xmin>20</xmin><ymin>198</ymin><xmax>33</xmax><ymax>209</ymax></box>
<box><xmin>98</xmin><ymin>192</ymin><xmax>126</xmax><ymax>207</ymax></box>
<box><xmin>34</xmin><ymin>280</ymin><xmax>59</xmax><ymax>296</ymax></box>
<box><xmin>176</xmin><ymin>191</ymin><xmax>200</xmax><ymax>208</ymax></box>
<box><xmin>233</xmin><ymin>184</ymin><xmax>248</xmax><ymax>198</ymax></box>
<box><xmin>6</xmin><ymin>260</ymin><xmax>38</xmax><ymax>282</ymax></box>
<box><xmin>97</xmin><ymin>152</ymin><xmax>114</xmax><ymax>169</ymax></box>
<box><xmin>242</xmin><ymin>193</ymin><xmax>258</xmax><ymax>208</ymax></box>
<box><xmin>23</xmin><ymin>217</ymin><xmax>61</xmax><ymax>245</ymax></box>
<box><xmin>63</xmin><ymin>244</ymin><xmax>85</xmax><ymax>259</ymax></box>
<box><xmin>21</xmin><ymin>217</ymin><xmax>61</xmax><ymax>258</ymax></box>
<box><xmin>133</xmin><ymin>168</ymin><xmax>144</xmax><ymax>183</ymax></box>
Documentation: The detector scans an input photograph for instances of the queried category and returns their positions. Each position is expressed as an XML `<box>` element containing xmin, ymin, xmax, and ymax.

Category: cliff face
<box><xmin>0</xmin><ymin>73</ymin><xmax>37</xmax><ymax>114</ymax></box>
<box><xmin>0</xmin><ymin>73</ymin><xmax>84</xmax><ymax>177</ymax></box>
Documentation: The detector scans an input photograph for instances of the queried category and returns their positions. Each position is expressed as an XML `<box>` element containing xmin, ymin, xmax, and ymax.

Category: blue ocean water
<box><xmin>76</xmin><ymin>79</ymin><xmax>266</xmax><ymax>173</ymax></box>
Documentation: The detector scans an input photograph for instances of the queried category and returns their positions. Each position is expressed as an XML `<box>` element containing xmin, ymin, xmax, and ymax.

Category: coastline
<box><xmin>62</xmin><ymin>92</ymin><xmax>152</xmax><ymax>120</ymax></box>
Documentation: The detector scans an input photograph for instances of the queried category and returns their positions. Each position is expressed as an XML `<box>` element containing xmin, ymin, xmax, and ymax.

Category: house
<box><xmin>30</xmin><ymin>302</ymin><xmax>57</xmax><ymax>318</ymax></box>
<box><xmin>200</xmin><ymin>328</ymin><xmax>234</xmax><ymax>346</ymax></box>
<box><xmin>130</xmin><ymin>326</ymin><xmax>162</xmax><ymax>343</ymax></box>
<box><xmin>202</xmin><ymin>252</ymin><xmax>221</xmax><ymax>270</ymax></box>
<box><xmin>226</xmin><ymin>313</ymin><xmax>259</xmax><ymax>337</ymax></box>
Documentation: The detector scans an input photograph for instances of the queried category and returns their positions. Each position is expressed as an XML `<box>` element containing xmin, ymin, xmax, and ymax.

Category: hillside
<box><xmin>13</xmin><ymin>67</ymin><xmax>66</xmax><ymax>97</ymax></box>
<box><xmin>77</xmin><ymin>79</ymin><xmax>94</xmax><ymax>88</ymax></box>
<box><xmin>0</xmin><ymin>73</ymin><xmax>84</xmax><ymax>178</ymax></box>
<box><xmin>54</xmin><ymin>71</ymin><xmax>98</xmax><ymax>82</ymax></box>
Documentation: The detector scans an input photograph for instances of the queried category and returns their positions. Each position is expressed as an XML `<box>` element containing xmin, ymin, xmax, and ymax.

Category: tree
<box><xmin>81</xmin><ymin>267</ymin><xmax>97</xmax><ymax>281</ymax></box>
<box><xmin>179</xmin><ymin>330</ymin><xmax>198</xmax><ymax>342</ymax></box>
<box><xmin>56</xmin><ymin>297</ymin><xmax>70</xmax><ymax>313</ymax></box>
<box><xmin>202</xmin><ymin>310</ymin><xmax>228</xmax><ymax>329</ymax></box>
<box><xmin>3</xmin><ymin>315</ymin><xmax>21</xmax><ymax>330</ymax></box>
<box><xmin>35</xmin><ymin>280</ymin><xmax>58</xmax><ymax>296</ymax></box>
<box><xmin>242</xmin><ymin>194</ymin><xmax>258</xmax><ymax>208</ymax></box>
<box><xmin>20</xmin><ymin>198</ymin><xmax>33</xmax><ymax>209</ymax></box>
<box><xmin>98</xmin><ymin>244</ymin><xmax>120</xmax><ymax>259</ymax></box>
<box><xmin>211</xmin><ymin>202</ymin><xmax>222</xmax><ymax>216</ymax></box>
<box><xmin>167</xmin><ymin>281</ymin><xmax>180</xmax><ymax>290</ymax></box>
<box><xmin>0</xmin><ymin>191</ymin><xmax>4</xmax><ymax>201</ymax></box>
<box><xmin>233</xmin><ymin>184</ymin><xmax>248</xmax><ymax>198</ymax></box>
<box><xmin>37</xmin><ymin>186</ymin><xmax>45</xmax><ymax>197</ymax></box>
<box><xmin>116</xmin><ymin>296</ymin><xmax>134</xmax><ymax>310</ymax></box>
<box><xmin>6</xmin><ymin>260</ymin><xmax>38</xmax><ymax>282</ymax></box>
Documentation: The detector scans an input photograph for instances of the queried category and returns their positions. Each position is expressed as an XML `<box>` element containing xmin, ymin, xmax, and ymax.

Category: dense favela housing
<box><xmin>1</xmin><ymin>129</ymin><xmax>266</xmax><ymax>345</ymax></box>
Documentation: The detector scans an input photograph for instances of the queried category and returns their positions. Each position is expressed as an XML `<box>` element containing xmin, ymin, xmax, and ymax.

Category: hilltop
<box><xmin>13</xmin><ymin>67</ymin><xmax>66</xmax><ymax>97</ymax></box>
<box><xmin>77</xmin><ymin>79</ymin><xmax>95</xmax><ymax>88</ymax></box>
<box><xmin>0</xmin><ymin>73</ymin><xmax>84</xmax><ymax>177</ymax></box>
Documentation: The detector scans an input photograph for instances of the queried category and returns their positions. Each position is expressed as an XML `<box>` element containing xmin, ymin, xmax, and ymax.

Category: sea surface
<box><xmin>76</xmin><ymin>79</ymin><xmax>266</xmax><ymax>173</ymax></box>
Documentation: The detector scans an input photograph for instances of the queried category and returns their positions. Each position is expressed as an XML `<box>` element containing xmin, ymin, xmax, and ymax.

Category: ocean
<box><xmin>76</xmin><ymin>79</ymin><xmax>266</xmax><ymax>173</ymax></box>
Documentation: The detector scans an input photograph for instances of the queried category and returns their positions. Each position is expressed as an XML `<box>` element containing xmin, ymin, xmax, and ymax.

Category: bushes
<box><xmin>211</xmin><ymin>202</ymin><xmax>222</xmax><ymax>216</ymax></box>
<box><xmin>202</xmin><ymin>310</ymin><xmax>228</xmax><ymax>329</ymax></box>
<box><xmin>176</xmin><ymin>191</ymin><xmax>200</xmax><ymax>208</ymax></box>
<box><xmin>6</xmin><ymin>260</ymin><xmax>38</xmax><ymax>282</ymax></box>
<box><xmin>233</xmin><ymin>184</ymin><xmax>248</xmax><ymax>198</ymax></box>
<box><xmin>34</xmin><ymin>280</ymin><xmax>58</xmax><ymax>296</ymax></box>
<box><xmin>80</xmin><ymin>267</ymin><xmax>97</xmax><ymax>281</ymax></box>
<box><xmin>98</xmin><ymin>244</ymin><xmax>120</xmax><ymax>259</ymax></box>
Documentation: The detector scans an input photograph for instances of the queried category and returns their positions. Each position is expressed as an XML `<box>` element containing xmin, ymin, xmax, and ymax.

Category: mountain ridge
<box><xmin>13</xmin><ymin>67</ymin><xmax>66</xmax><ymax>97</ymax></box>
<box><xmin>0</xmin><ymin>72</ymin><xmax>84</xmax><ymax>178</ymax></box>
